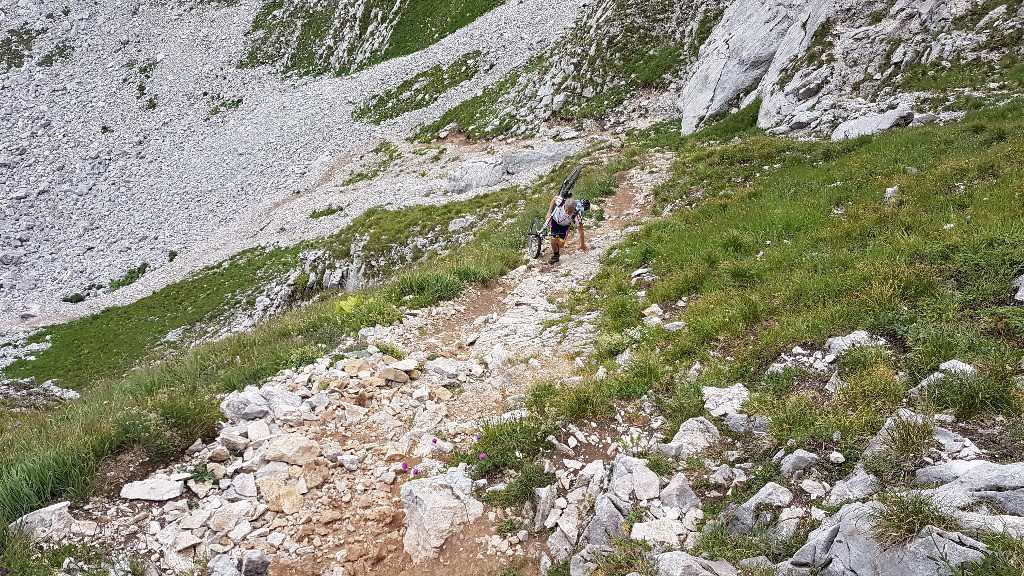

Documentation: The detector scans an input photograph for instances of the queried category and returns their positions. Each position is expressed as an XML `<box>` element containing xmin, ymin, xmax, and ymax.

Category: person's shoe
<box><xmin>547</xmin><ymin>253</ymin><xmax>560</xmax><ymax>264</ymax></box>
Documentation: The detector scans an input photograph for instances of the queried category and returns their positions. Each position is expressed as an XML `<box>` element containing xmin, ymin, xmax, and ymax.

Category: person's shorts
<box><xmin>550</xmin><ymin>221</ymin><xmax>570</xmax><ymax>239</ymax></box>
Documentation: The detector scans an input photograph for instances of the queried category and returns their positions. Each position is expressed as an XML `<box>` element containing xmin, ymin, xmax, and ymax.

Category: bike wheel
<box><xmin>526</xmin><ymin>218</ymin><xmax>543</xmax><ymax>259</ymax></box>
<box><xmin>527</xmin><ymin>234</ymin><xmax>542</xmax><ymax>259</ymax></box>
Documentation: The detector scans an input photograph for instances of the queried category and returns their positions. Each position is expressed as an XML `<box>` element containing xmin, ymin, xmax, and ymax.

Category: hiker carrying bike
<box><xmin>544</xmin><ymin>196</ymin><xmax>588</xmax><ymax>264</ymax></box>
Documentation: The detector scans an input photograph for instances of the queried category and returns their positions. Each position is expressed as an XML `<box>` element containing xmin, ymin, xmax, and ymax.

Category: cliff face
<box><xmin>678</xmin><ymin>0</ymin><xmax>1024</xmax><ymax>136</ymax></box>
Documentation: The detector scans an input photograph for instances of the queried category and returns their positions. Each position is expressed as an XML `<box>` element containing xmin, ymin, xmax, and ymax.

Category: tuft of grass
<box><xmin>372</xmin><ymin>341</ymin><xmax>407</xmax><ymax>360</ymax></box>
<box><xmin>496</xmin><ymin>517</ymin><xmax>521</xmax><ymax>536</ymax></box>
<box><xmin>953</xmin><ymin>531</ymin><xmax>1024</xmax><ymax>576</ymax></box>
<box><xmin>344</xmin><ymin>141</ymin><xmax>401</xmax><ymax>185</ymax></box>
<box><xmin>640</xmin><ymin>450</ymin><xmax>676</xmax><ymax>477</ymax></box>
<box><xmin>595</xmin><ymin>538</ymin><xmax>657</xmax><ymax>576</ymax></box>
<box><xmin>309</xmin><ymin>204</ymin><xmax>344</xmax><ymax>219</ymax></box>
<box><xmin>926</xmin><ymin>372</ymin><xmax>1021</xmax><ymax>420</ymax></box>
<box><xmin>108</xmin><ymin>262</ymin><xmax>149</xmax><ymax>291</ymax></box>
<box><xmin>694</xmin><ymin>521</ymin><xmax>807</xmax><ymax>563</ymax></box>
<box><xmin>62</xmin><ymin>293</ymin><xmax>86</xmax><ymax>304</ymax></box>
<box><xmin>871</xmin><ymin>491</ymin><xmax>956</xmax><ymax>547</ymax></box>
<box><xmin>167</xmin><ymin>250</ymin><xmax>177</xmax><ymax>262</ymax></box>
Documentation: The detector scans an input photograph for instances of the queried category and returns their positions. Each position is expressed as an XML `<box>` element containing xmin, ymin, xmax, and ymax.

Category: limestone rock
<box><xmin>655</xmin><ymin>551</ymin><xmax>738</xmax><ymax>576</ymax></box>
<box><xmin>730</xmin><ymin>482</ymin><xmax>793</xmax><ymax>532</ymax></box>
<box><xmin>263</xmin><ymin>433</ymin><xmax>321</xmax><ymax>465</ymax></box>
<box><xmin>121</xmin><ymin>478</ymin><xmax>184</xmax><ymax>501</ymax></box>
<box><xmin>401</xmin><ymin>464</ymin><xmax>484</xmax><ymax>563</ymax></box>
<box><xmin>781</xmin><ymin>449</ymin><xmax>820</xmax><ymax>477</ymax></box>
<box><xmin>8</xmin><ymin>501</ymin><xmax>74</xmax><ymax>542</ymax></box>
<box><xmin>702</xmin><ymin>384</ymin><xmax>749</xmax><ymax>417</ymax></box>
<box><xmin>781</xmin><ymin>502</ymin><xmax>987</xmax><ymax>576</ymax></box>
<box><xmin>657</xmin><ymin>417</ymin><xmax>719</xmax><ymax>458</ymax></box>
<box><xmin>825</xmin><ymin>466</ymin><xmax>880</xmax><ymax>506</ymax></box>
<box><xmin>831</xmin><ymin>109</ymin><xmax>915</xmax><ymax>141</ymax></box>
<box><xmin>661</xmin><ymin>473</ymin><xmax>701</xmax><ymax>511</ymax></box>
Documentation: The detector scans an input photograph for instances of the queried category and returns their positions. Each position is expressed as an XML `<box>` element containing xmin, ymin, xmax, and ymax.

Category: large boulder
<box><xmin>677</xmin><ymin>0</ymin><xmax>808</xmax><ymax>134</ymax></box>
<box><xmin>780</xmin><ymin>502</ymin><xmax>987</xmax><ymax>576</ymax></box>
<box><xmin>401</xmin><ymin>464</ymin><xmax>484</xmax><ymax>563</ymax></box>
<box><xmin>926</xmin><ymin>461</ymin><xmax>1024</xmax><ymax>516</ymax></box>
<box><xmin>831</xmin><ymin>109</ymin><xmax>915</xmax><ymax>141</ymax></box>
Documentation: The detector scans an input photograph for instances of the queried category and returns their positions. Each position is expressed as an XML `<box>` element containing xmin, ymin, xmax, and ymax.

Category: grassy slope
<box><xmin>241</xmin><ymin>0</ymin><xmax>503</xmax><ymax>76</ymax></box>
<box><xmin>522</xmin><ymin>102</ymin><xmax>1024</xmax><ymax>566</ymax></box>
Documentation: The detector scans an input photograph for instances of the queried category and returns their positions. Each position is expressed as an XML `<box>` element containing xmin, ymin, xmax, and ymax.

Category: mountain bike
<box><xmin>525</xmin><ymin>166</ymin><xmax>585</xmax><ymax>259</ymax></box>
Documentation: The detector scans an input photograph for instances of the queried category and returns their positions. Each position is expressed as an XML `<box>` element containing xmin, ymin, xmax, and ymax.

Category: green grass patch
<box><xmin>354</xmin><ymin>51</ymin><xmax>483</xmax><ymax>124</ymax></box>
<box><xmin>344</xmin><ymin>141</ymin><xmax>402</xmax><ymax>185</ymax></box>
<box><xmin>926</xmin><ymin>371</ymin><xmax>1022</xmax><ymax>420</ymax></box>
<box><xmin>309</xmin><ymin>204</ymin><xmax>344</xmax><ymax>219</ymax></box>
<box><xmin>108</xmin><ymin>262</ymin><xmax>149</xmax><ymax>292</ymax></box>
<box><xmin>241</xmin><ymin>0</ymin><xmax>503</xmax><ymax>76</ymax></box>
<box><xmin>451</xmin><ymin>417</ymin><xmax>556</xmax><ymax>507</ymax></box>
<box><xmin>871</xmin><ymin>491</ymin><xmax>956</xmax><ymax>546</ymax></box>
<box><xmin>0</xmin><ymin>25</ymin><xmax>43</xmax><ymax>71</ymax></box>
<box><xmin>574</xmin><ymin>100</ymin><xmax>1024</xmax><ymax>481</ymax></box>
<box><xmin>595</xmin><ymin>538</ymin><xmax>657</xmax><ymax>576</ymax></box>
<box><xmin>37</xmin><ymin>41</ymin><xmax>73</xmax><ymax>67</ymax></box>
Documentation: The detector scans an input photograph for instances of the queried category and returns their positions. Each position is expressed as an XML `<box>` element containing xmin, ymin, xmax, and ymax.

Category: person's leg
<box><xmin>548</xmin><ymin>224</ymin><xmax>566</xmax><ymax>263</ymax></box>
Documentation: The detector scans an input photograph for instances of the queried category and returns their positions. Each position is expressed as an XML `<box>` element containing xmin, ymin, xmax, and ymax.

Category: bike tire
<box><xmin>527</xmin><ymin>234</ymin><xmax>542</xmax><ymax>259</ymax></box>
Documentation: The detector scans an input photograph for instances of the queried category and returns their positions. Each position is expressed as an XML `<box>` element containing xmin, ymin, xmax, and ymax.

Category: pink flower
<box><xmin>401</xmin><ymin>463</ymin><xmax>408</xmax><ymax>470</ymax></box>
<box><xmin>476</xmin><ymin>434</ymin><xmax>482</xmax><ymax>440</ymax></box>
<box><xmin>412</xmin><ymin>469</ymin><xmax>419</xmax><ymax>475</ymax></box>
<box><xmin>479</xmin><ymin>453</ymin><xmax>487</xmax><ymax>460</ymax></box>
<box><xmin>432</xmin><ymin>438</ymin><xmax>438</xmax><ymax>444</ymax></box>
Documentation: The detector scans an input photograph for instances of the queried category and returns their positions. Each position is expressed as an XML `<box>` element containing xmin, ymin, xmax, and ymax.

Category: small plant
<box><xmin>639</xmin><ymin>450</ymin><xmax>676</xmax><ymax>477</ymax></box>
<box><xmin>372</xmin><ymin>341</ymin><xmax>407</xmax><ymax>360</ymax></box>
<box><xmin>310</xmin><ymin>204</ymin><xmax>344</xmax><ymax>219</ymax></box>
<box><xmin>145</xmin><ymin>96</ymin><xmax>157</xmax><ymax>110</ymax></box>
<box><xmin>167</xmin><ymin>250</ymin><xmax>177</xmax><ymax>262</ymax></box>
<box><xmin>871</xmin><ymin>491</ymin><xmax>955</xmax><ymax>546</ymax></box>
<box><xmin>109</xmin><ymin>262</ymin><xmax>149</xmax><ymax>291</ymax></box>
<box><xmin>62</xmin><ymin>293</ymin><xmax>86</xmax><ymax>304</ymax></box>
<box><xmin>496</xmin><ymin>517</ymin><xmax>521</xmax><ymax>536</ymax></box>
<box><xmin>191</xmin><ymin>462</ymin><xmax>217</xmax><ymax>484</ymax></box>
<box><xmin>100</xmin><ymin>125</ymin><xmax>113</xmax><ymax>134</ymax></box>
<box><xmin>926</xmin><ymin>372</ymin><xmax>1020</xmax><ymax>420</ymax></box>
<box><xmin>595</xmin><ymin>538</ymin><xmax>657</xmax><ymax>576</ymax></box>
<box><xmin>623</xmin><ymin>506</ymin><xmax>649</xmax><ymax>529</ymax></box>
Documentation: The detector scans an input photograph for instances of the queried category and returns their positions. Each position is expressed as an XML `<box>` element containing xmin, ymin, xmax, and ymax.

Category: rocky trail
<box><xmin>7</xmin><ymin>157</ymin><xmax>666</xmax><ymax>575</ymax></box>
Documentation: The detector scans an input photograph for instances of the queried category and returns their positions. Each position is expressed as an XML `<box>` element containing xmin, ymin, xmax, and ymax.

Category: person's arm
<box><xmin>578</xmin><ymin>219</ymin><xmax>588</xmax><ymax>251</ymax></box>
<box><xmin>545</xmin><ymin>197</ymin><xmax>556</xmax><ymax>223</ymax></box>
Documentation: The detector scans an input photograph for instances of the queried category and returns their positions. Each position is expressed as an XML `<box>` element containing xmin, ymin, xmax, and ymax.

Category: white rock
<box><xmin>120</xmin><ymin>479</ymin><xmax>184</xmax><ymax>501</ymax></box>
